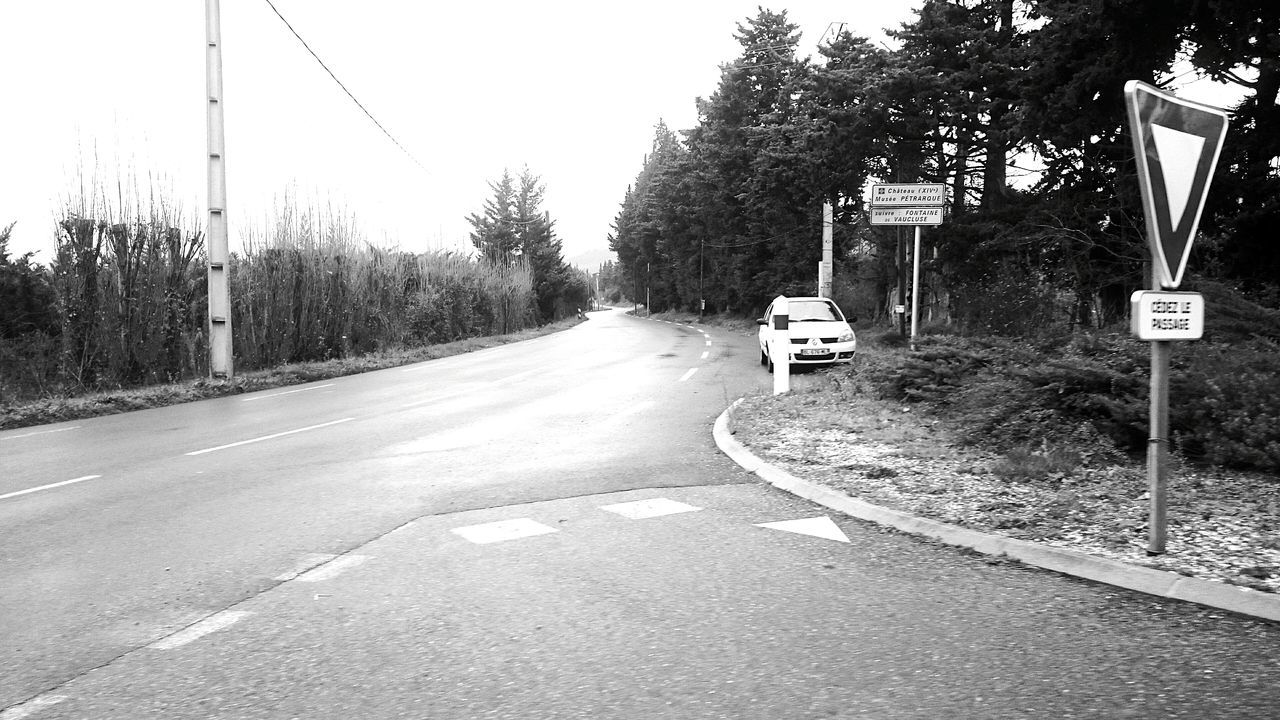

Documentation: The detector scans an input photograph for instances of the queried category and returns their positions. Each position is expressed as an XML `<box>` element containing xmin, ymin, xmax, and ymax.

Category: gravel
<box><xmin>730</xmin><ymin>392</ymin><xmax>1280</xmax><ymax>595</ymax></box>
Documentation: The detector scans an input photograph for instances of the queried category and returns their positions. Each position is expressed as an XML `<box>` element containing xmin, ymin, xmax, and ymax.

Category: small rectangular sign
<box><xmin>1130</xmin><ymin>291</ymin><xmax>1204</xmax><ymax>341</ymax></box>
<box><xmin>870</xmin><ymin>207</ymin><xmax>943</xmax><ymax>225</ymax></box>
<box><xmin>870</xmin><ymin>183</ymin><xmax>946</xmax><ymax>207</ymax></box>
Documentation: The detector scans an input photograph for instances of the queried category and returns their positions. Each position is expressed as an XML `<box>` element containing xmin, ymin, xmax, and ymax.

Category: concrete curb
<box><xmin>714</xmin><ymin>399</ymin><xmax>1280</xmax><ymax>623</ymax></box>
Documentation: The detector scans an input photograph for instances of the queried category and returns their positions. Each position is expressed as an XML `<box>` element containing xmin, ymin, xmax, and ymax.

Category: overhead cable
<box><xmin>262</xmin><ymin>0</ymin><xmax>429</xmax><ymax>174</ymax></box>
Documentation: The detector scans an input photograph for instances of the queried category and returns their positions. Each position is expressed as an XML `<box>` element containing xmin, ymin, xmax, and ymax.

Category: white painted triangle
<box><xmin>755</xmin><ymin>516</ymin><xmax>850</xmax><ymax>543</ymax></box>
<box><xmin>1151</xmin><ymin>123</ymin><xmax>1206</xmax><ymax>229</ymax></box>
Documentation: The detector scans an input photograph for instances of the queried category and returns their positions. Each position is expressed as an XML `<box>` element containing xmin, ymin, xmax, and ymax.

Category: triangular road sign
<box><xmin>1124</xmin><ymin>80</ymin><xmax>1229</xmax><ymax>289</ymax></box>
<box><xmin>755</xmin><ymin>516</ymin><xmax>850</xmax><ymax>543</ymax></box>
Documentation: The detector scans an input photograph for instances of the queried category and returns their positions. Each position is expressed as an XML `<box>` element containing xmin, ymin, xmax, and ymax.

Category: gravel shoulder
<box><xmin>728</xmin><ymin>380</ymin><xmax>1280</xmax><ymax>596</ymax></box>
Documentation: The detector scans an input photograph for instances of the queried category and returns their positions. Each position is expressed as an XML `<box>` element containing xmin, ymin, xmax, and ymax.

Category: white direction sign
<box><xmin>870</xmin><ymin>183</ymin><xmax>946</xmax><ymax>207</ymax></box>
<box><xmin>870</xmin><ymin>207</ymin><xmax>943</xmax><ymax>225</ymax></box>
<box><xmin>1130</xmin><ymin>291</ymin><xmax>1204</xmax><ymax>341</ymax></box>
<box><xmin>1124</xmin><ymin>81</ymin><xmax>1229</xmax><ymax>289</ymax></box>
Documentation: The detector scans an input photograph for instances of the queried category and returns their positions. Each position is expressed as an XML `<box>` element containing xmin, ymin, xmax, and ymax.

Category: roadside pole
<box><xmin>771</xmin><ymin>295</ymin><xmax>790</xmax><ymax>395</ymax></box>
<box><xmin>910</xmin><ymin>224</ymin><xmax>922</xmax><ymax>347</ymax></box>
<box><xmin>819</xmin><ymin>202</ymin><xmax>833</xmax><ymax>299</ymax></box>
<box><xmin>205</xmin><ymin>0</ymin><xmax>233</xmax><ymax>378</ymax></box>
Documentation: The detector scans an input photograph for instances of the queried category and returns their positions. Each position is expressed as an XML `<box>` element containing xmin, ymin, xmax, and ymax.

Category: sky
<box><xmin>0</xmin><ymin>1</ymin><xmax>924</xmax><ymax>267</ymax></box>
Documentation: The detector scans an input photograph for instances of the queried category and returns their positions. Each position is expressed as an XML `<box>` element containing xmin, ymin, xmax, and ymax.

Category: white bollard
<box><xmin>771</xmin><ymin>295</ymin><xmax>790</xmax><ymax>395</ymax></box>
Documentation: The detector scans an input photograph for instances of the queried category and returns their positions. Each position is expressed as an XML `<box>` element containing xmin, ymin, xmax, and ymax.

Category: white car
<box><xmin>757</xmin><ymin>296</ymin><xmax>857</xmax><ymax>371</ymax></box>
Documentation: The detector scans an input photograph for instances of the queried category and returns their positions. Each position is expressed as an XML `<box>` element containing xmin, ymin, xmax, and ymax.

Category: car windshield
<box><xmin>788</xmin><ymin>300</ymin><xmax>840</xmax><ymax>322</ymax></box>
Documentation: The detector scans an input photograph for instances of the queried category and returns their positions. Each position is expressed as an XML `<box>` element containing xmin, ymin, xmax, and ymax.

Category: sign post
<box><xmin>870</xmin><ymin>184</ymin><xmax>944</xmax><ymax>347</ymax></box>
<box><xmin>1124</xmin><ymin>80</ymin><xmax>1228</xmax><ymax>554</ymax></box>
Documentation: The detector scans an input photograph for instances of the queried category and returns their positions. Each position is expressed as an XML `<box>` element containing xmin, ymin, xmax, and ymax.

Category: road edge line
<box><xmin>713</xmin><ymin>398</ymin><xmax>1280</xmax><ymax>623</ymax></box>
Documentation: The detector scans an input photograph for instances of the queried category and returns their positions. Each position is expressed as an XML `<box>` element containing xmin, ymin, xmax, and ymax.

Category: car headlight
<box><xmin>837</xmin><ymin>331</ymin><xmax>855</xmax><ymax>343</ymax></box>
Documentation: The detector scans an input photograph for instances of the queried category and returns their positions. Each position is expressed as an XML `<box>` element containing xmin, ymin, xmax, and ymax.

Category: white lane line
<box><xmin>678</xmin><ymin>368</ymin><xmax>698</xmax><ymax>382</ymax></box>
<box><xmin>601</xmin><ymin>498</ymin><xmax>701</xmax><ymax>519</ymax></box>
<box><xmin>0</xmin><ymin>694</ymin><xmax>69</xmax><ymax>720</ymax></box>
<box><xmin>0</xmin><ymin>475</ymin><xmax>101</xmax><ymax>502</ymax></box>
<box><xmin>452</xmin><ymin>518</ymin><xmax>557</xmax><ymax>544</ymax></box>
<box><xmin>241</xmin><ymin>384</ymin><xmax>335</xmax><ymax>402</ymax></box>
<box><xmin>274</xmin><ymin>553</ymin><xmax>338</xmax><ymax>581</ymax></box>
<box><xmin>705</xmin><ymin>339</ymin><xmax>712</xmax><ymax>347</ymax></box>
<box><xmin>701</xmin><ymin>351</ymin><xmax>709</xmax><ymax>360</ymax></box>
<box><xmin>0</xmin><ymin>426</ymin><xmax>80</xmax><ymax>441</ymax></box>
<box><xmin>148</xmin><ymin>610</ymin><xmax>252</xmax><ymax>650</ymax></box>
<box><xmin>295</xmin><ymin>554</ymin><xmax>372</xmax><ymax>582</ymax></box>
<box><xmin>185</xmin><ymin>418</ymin><xmax>354</xmax><ymax>456</ymax></box>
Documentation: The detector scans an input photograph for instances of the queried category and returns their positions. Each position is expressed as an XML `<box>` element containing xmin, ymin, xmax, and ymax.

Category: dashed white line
<box><xmin>0</xmin><ymin>475</ymin><xmax>101</xmax><ymax>502</ymax></box>
<box><xmin>295</xmin><ymin>554</ymin><xmax>372</xmax><ymax>582</ymax></box>
<box><xmin>452</xmin><ymin>518</ymin><xmax>558</xmax><ymax>544</ymax></box>
<box><xmin>705</xmin><ymin>339</ymin><xmax>712</xmax><ymax>346</ymax></box>
<box><xmin>601</xmin><ymin>498</ymin><xmax>701</xmax><ymax>519</ymax></box>
<box><xmin>148</xmin><ymin>610</ymin><xmax>252</xmax><ymax>650</ymax></box>
<box><xmin>0</xmin><ymin>426</ymin><xmax>80</xmax><ymax>441</ymax></box>
<box><xmin>0</xmin><ymin>694</ymin><xmax>69</xmax><ymax>720</ymax></box>
<box><xmin>274</xmin><ymin>553</ymin><xmax>338</xmax><ymax>581</ymax></box>
<box><xmin>185</xmin><ymin>418</ymin><xmax>354</xmax><ymax>456</ymax></box>
<box><xmin>701</xmin><ymin>351</ymin><xmax>709</xmax><ymax>360</ymax></box>
<box><xmin>241</xmin><ymin>384</ymin><xmax>335</xmax><ymax>402</ymax></box>
<box><xmin>679</xmin><ymin>368</ymin><xmax>698</xmax><ymax>382</ymax></box>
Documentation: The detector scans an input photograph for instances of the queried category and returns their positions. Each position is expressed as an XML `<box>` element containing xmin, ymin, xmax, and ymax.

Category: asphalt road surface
<box><xmin>3</xmin><ymin>308</ymin><xmax>1278</xmax><ymax>719</ymax></box>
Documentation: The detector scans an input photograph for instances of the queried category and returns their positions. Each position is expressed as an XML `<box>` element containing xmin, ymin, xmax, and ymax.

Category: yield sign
<box><xmin>1124</xmin><ymin>80</ymin><xmax>1229</xmax><ymax>289</ymax></box>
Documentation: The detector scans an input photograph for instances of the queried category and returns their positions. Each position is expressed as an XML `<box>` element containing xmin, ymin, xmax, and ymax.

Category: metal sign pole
<box><xmin>910</xmin><ymin>224</ymin><xmax>921</xmax><ymax>348</ymax></box>
<box><xmin>1148</xmin><ymin>260</ymin><xmax>1171</xmax><ymax>554</ymax></box>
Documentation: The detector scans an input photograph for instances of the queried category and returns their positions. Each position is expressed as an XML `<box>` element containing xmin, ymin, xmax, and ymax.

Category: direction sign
<box><xmin>870</xmin><ymin>207</ymin><xmax>943</xmax><ymax>225</ymax></box>
<box><xmin>1124</xmin><ymin>81</ymin><xmax>1229</xmax><ymax>289</ymax></box>
<box><xmin>869</xmin><ymin>183</ymin><xmax>945</xmax><ymax>207</ymax></box>
<box><xmin>1130</xmin><ymin>290</ymin><xmax>1204</xmax><ymax>341</ymax></box>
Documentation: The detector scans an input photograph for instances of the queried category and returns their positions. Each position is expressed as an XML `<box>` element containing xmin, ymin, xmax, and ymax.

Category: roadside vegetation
<box><xmin>0</xmin><ymin>162</ymin><xmax>590</xmax><ymax>424</ymax></box>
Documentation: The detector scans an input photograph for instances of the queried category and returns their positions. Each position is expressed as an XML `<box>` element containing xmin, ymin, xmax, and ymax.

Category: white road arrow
<box><xmin>755</xmin><ymin>516</ymin><xmax>850</xmax><ymax>543</ymax></box>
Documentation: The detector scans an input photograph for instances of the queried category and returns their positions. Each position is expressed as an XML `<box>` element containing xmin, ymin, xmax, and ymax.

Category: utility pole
<box><xmin>205</xmin><ymin>0</ymin><xmax>233</xmax><ymax>378</ymax></box>
<box><xmin>818</xmin><ymin>201</ymin><xmax>833</xmax><ymax>299</ymax></box>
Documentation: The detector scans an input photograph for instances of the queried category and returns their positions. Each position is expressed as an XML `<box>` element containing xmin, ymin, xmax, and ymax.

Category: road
<box><xmin>2</xmin><ymin>308</ymin><xmax>1278</xmax><ymax>719</ymax></box>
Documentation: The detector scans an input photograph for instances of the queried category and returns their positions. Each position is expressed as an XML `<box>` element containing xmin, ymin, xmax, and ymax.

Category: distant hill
<box><xmin>567</xmin><ymin>248</ymin><xmax>616</xmax><ymax>271</ymax></box>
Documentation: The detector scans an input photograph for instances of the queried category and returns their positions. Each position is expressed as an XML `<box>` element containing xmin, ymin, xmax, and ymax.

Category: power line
<box><xmin>261</xmin><ymin>0</ymin><xmax>429</xmax><ymax>174</ymax></box>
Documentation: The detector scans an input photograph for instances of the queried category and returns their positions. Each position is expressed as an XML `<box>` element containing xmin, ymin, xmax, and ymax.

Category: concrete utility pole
<box><xmin>206</xmin><ymin>0</ymin><xmax>233</xmax><ymax>378</ymax></box>
<box><xmin>818</xmin><ymin>201</ymin><xmax>833</xmax><ymax>299</ymax></box>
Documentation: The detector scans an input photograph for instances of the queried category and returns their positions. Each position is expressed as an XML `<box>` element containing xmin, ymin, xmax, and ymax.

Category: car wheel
<box><xmin>760</xmin><ymin>348</ymin><xmax>768</xmax><ymax>366</ymax></box>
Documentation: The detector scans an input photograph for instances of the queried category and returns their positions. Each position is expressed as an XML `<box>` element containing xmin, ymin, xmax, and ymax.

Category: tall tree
<box><xmin>467</xmin><ymin>170</ymin><xmax>519</xmax><ymax>265</ymax></box>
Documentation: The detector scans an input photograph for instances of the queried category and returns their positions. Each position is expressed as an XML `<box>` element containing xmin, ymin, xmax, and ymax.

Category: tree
<box><xmin>467</xmin><ymin>170</ymin><xmax>520</xmax><ymax>265</ymax></box>
<box><xmin>0</xmin><ymin>222</ymin><xmax>59</xmax><ymax>339</ymax></box>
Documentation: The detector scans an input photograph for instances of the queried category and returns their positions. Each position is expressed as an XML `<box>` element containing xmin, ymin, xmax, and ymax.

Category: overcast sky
<box><xmin>0</xmin><ymin>1</ymin><xmax>927</xmax><ymax>265</ymax></box>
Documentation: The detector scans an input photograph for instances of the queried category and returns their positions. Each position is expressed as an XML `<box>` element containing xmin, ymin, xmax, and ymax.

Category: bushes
<box><xmin>858</xmin><ymin>331</ymin><xmax>1280</xmax><ymax>473</ymax></box>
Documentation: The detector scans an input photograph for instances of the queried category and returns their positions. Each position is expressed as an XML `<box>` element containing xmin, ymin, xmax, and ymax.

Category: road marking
<box><xmin>678</xmin><ymin>368</ymin><xmax>698</xmax><ymax>382</ymax></box>
<box><xmin>241</xmin><ymin>384</ymin><xmax>335</xmax><ymax>402</ymax></box>
<box><xmin>148</xmin><ymin>610</ymin><xmax>252</xmax><ymax>650</ymax></box>
<box><xmin>701</xmin><ymin>351</ymin><xmax>709</xmax><ymax>360</ymax></box>
<box><xmin>452</xmin><ymin>518</ymin><xmax>558</xmax><ymax>544</ymax></box>
<box><xmin>274</xmin><ymin>553</ymin><xmax>338</xmax><ymax>581</ymax></box>
<box><xmin>296</xmin><ymin>554</ymin><xmax>371</xmax><ymax>582</ymax></box>
<box><xmin>756</xmin><ymin>516</ymin><xmax>850</xmax><ymax>543</ymax></box>
<box><xmin>185</xmin><ymin>418</ymin><xmax>354</xmax><ymax>456</ymax></box>
<box><xmin>600</xmin><ymin>498</ymin><xmax>701</xmax><ymax>519</ymax></box>
<box><xmin>0</xmin><ymin>475</ymin><xmax>101</xmax><ymax>502</ymax></box>
<box><xmin>0</xmin><ymin>426</ymin><xmax>80</xmax><ymax>442</ymax></box>
<box><xmin>0</xmin><ymin>694</ymin><xmax>69</xmax><ymax>720</ymax></box>
<box><xmin>705</xmin><ymin>339</ymin><xmax>712</xmax><ymax>346</ymax></box>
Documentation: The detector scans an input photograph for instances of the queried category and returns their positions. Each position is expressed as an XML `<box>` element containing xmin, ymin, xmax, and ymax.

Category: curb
<box><xmin>714</xmin><ymin>399</ymin><xmax>1280</xmax><ymax>623</ymax></box>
